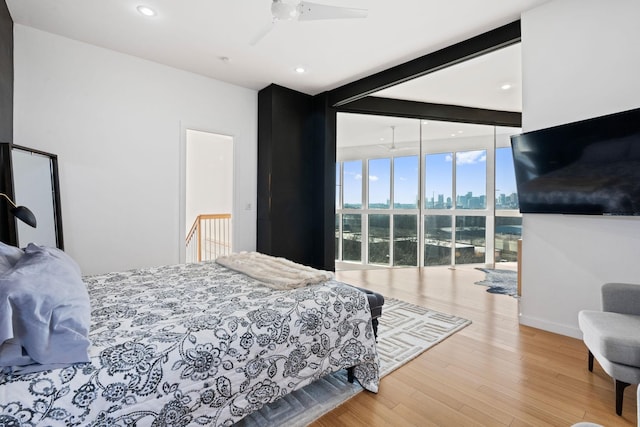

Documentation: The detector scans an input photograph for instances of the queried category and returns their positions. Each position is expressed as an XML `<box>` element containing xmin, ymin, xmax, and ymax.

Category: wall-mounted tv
<box><xmin>511</xmin><ymin>107</ymin><xmax>640</xmax><ymax>215</ymax></box>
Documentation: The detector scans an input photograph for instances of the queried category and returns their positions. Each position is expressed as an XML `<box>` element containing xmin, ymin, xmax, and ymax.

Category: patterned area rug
<box><xmin>237</xmin><ymin>298</ymin><xmax>471</xmax><ymax>427</ymax></box>
<box><xmin>475</xmin><ymin>268</ymin><xmax>518</xmax><ymax>296</ymax></box>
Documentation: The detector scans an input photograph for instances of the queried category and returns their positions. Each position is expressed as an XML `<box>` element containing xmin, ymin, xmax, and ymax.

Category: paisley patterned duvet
<box><xmin>0</xmin><ymin>261</ymin><xmax>379</xmax><ymax>426</ymax></box>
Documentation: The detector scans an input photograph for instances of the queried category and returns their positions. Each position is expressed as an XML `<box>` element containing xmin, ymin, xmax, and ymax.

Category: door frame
<box><xmin>178</xmin><ymin>122</ymin><xmax>236</xmax><ymax>263</ymax></box>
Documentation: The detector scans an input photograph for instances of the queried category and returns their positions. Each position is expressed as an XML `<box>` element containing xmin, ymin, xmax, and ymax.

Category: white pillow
<box><xmin>0</xmin><ymin>241</ymin><xmax>24</xmax><ymax>274</ymax></box>
<box><xmin>0</xmin><ymin>243</ymin><xmax>91</xmax><ymax>374</ymax></box>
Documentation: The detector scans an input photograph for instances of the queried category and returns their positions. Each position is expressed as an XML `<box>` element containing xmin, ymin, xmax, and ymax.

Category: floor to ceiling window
<box><xmin>336</xmin><ymin>113</ymin><xmax>521</xmax><ymax>268</ymax></box>
<box><xmin>494</xmin><ymin>146</ymin><xmax>522</xmax><ymax>262</ymax></box>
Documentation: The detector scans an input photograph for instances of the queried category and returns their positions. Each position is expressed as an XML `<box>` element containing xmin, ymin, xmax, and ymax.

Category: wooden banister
<box><xmin>186</xmin><ymin>213</ymin><xmax>232</xmax><ymax>263</ymax></box>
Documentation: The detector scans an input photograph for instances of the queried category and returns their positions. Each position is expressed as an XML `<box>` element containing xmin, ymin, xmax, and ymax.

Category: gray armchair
<box><xmin>578</xmin><ymin>283</ymin><xmax>640</xmax><ymax>415</ymax></box>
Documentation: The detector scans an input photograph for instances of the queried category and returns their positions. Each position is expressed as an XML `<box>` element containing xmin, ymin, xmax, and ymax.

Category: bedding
<box><xmin>0</xmin><ymin>243</ymin><xmax>91</xmax><ymax>374</ymax></box>
<box><xmin>0</xmin><ymin>241</ymin><xmax>23</xmax><ymax>274</ymax></box>
<box><xmin>216</xmin><ymin>251</ymin><xmax>334</xmax><ymax>289</ymax></box>
<box><xmin>0</xmin><ymin>260</ymin><xmax>379</xmax><ymax>426</ymax></box>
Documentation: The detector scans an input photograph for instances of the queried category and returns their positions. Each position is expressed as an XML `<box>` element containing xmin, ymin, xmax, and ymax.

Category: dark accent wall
<box><xmin>310</xmin><ymin>92</ymin><xmax>336</xmax><ymax>271</ymax></box>
<box><xmin>257</xmin><ymin>84</ymin><xmax>334</xmax><ymax>270</ymax></box>
<box><xmin>0</xmin><ymin>0</ymin><xmax>12</xmax><ymax>143</ymax></box>
<box><xmin>0</xmin><ymin>143</ymin><xmax>16</xmax><ymax>244</ymax></box>
<box><xmin>0</xmin><ymin>1</ymin><xmax>12</xmax><ymax>245</ymax></box>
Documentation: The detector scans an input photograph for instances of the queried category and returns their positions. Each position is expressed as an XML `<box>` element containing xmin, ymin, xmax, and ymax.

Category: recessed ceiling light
<box><xmin>457</xmin><ymin>130</ymin><xmax>463</xmax><ymax>134</ymax></box>
<box><xmin>295</xmin><ymin>67</ymin><xmax>306</xmax><ymax>74</ymax></box>
<box><xmin>501</xmin><ymin>83</ymin><xmax>512</xmax><ymax>90</ymax></box>
<box><xmin>136</xmin><ymin>5</ymin><xmax>157</xmax><ymax>17</ymax></box>
<box><xmin>422</xmin><ymin>120</ymin><xmax>428</xmax><ymax>125</ymax></box>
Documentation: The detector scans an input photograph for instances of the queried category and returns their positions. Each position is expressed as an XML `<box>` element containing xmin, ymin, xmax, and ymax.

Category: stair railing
<box><xmin>186</xmin><ymin>213</ymin><xmax>232</xmax><ymax>263</ymax></box>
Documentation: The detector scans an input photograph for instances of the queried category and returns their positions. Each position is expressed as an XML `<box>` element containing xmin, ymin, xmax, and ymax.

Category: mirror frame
<box><xmin>0</xmin><ymin>142</ymin><xmax>64</xmax><ymax>249</ymax></box>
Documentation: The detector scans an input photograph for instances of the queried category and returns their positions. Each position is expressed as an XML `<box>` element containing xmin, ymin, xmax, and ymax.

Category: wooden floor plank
<box><xmin>309</xmin><ymin>265</ymin><xmax>637</xmax><ymax>426</ymax></box>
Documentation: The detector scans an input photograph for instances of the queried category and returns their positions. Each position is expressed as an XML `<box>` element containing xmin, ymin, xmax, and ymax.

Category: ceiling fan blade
<box><xmin>298</xmin><ymin>1</ymin><xmax>367</xmax><ymax>21</ymax></box>
<box><xmin>250</xmin><ymin>20</ymin><xmax>276</xmax><ymax>46</ymax></box>
<box><xmin>374</xmin><ymin>143</ymin><xmax>397</xmax><ymax>152</ymax></box>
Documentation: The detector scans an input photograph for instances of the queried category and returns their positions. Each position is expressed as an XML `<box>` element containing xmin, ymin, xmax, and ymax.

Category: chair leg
<box><xmin>588</xmin><ymin>351</ymin><xmax>630</xmax><ymax>415</ymax></box>
<box><xmin>615</xmin><ymin>379</ymin><xmax>630</xmax><ymax>416</ymax></box>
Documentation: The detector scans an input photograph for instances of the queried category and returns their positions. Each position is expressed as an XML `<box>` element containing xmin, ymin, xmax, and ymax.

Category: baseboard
<box><xmin>519</xmin><ymin>314</ymin><xmax>583</xmax><ymax>339</ymax></box>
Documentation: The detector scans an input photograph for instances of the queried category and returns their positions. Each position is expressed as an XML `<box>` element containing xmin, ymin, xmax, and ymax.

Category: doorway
<box><xmin>184</xmin><ymin>129</ymin><xmax>233</xmax><ymax>263</ymax></box>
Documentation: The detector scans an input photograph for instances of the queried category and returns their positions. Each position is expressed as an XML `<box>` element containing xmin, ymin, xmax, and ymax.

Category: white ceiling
<box><xmin>376</xmin><ymin>43</ymin><xmax>522</xmax><ymax>112</ymax></box>
<box><xmin>335</xmin><ymin>112</ymin><xmax>521</xmax><ymax>160</ymax></box>
<box><xmin>6</xmin><ymin>0</ymin><xmax>544</xmax><ymax>156</ymax></box>
<box><xmin>6</xmin><ymin>0</ymin><xmax>548</xmax><ymax>100</ymax></box>
<box><xmin>338</xmin><ymin>43</ymin><xmax>524</xmax><ymax>152</ymax></box>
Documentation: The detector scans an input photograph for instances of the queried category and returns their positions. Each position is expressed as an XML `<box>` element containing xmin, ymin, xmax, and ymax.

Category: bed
<box><xmin>0</xmin><ymin>246</ymin><xmax>379</xmax><ymax>426</ymax></box>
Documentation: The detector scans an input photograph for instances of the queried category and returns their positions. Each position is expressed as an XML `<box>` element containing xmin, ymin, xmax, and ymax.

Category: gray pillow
<box><xmin>0</xmin><ymin>243</ymin><xmax>91</xmax><ymax>374</ymax></box>
<box><xmin>0</xmin><ymin>241</ymin><xmax>24</xmax><ymax>274</ymax></box>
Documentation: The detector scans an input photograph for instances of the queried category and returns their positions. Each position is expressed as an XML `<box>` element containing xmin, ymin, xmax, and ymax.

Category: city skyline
<box><xmin>340</xmin><ymin>147</ymin><xmax>519</xmax><ymax>209</ymax></box>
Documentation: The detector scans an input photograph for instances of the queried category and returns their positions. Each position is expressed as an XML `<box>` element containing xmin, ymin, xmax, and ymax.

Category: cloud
<box><xmin>369</xmin><ymin>175</ymin><xmax>379</xmax><ymax>182</ymax></box>
<box><xmin>456</xmin><ymin>151</ymin><xmax>486</xmax><ymax>165</ymax></box>
<box><xmin>354</xmin><ymin>174</ymin><xmax>362</xmax><ymax>180</ymax></box>
<box><xmin>445</xmin><ymin>154</ymin><xmax>453</xmax><ymax>162</ymax></box>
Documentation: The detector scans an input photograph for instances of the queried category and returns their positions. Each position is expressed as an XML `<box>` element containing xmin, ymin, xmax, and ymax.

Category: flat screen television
<box><xmin>510</xmin><ymin>107</ymin><xmax>640</xmax><ymax>215</ymax></box>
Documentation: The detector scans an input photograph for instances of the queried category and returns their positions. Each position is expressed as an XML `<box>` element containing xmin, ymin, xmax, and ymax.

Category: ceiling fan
<box><xmin>250</xmin><ymin>0</ymin><xmax>368</xmax><ymax>46</ymax></box>
<box><xmin>378</xmin><ymin>126</ymin><xmax>414</xmax><ymax>152</ymax></box>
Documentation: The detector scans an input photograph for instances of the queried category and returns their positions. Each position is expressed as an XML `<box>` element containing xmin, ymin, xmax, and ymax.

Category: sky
<box><xmin>495</xmin><ymin>147</ymin><xmax>518</xmax><ymax>196</ymax></box>
<box><xmin>340</xmin><ymin>147</ymin><xmax>518</xmax><ymax>207</ymax></box>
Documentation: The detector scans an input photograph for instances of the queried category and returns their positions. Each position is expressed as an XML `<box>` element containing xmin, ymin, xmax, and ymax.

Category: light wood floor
<box><xmin>311</xmin><ymin>265</ymin><xmax>637</xmax><ymax>427</ymax></box>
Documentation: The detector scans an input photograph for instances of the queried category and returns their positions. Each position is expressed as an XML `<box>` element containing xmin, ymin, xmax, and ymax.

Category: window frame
<box><xmin>336</xmin><ymin>118</ymin><xmax>521</xmax><ymax>268</ymax></box>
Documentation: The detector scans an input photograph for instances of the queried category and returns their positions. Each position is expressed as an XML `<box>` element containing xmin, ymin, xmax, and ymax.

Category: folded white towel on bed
<box><xmin>215</xmin><ymin>251</ymin><xmax>334</xmax><ymax>290</ymax></box>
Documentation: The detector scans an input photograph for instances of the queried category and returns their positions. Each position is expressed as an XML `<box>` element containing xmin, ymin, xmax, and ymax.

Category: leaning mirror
<box><xmin>0</xmin><ymin>143</ymin><xmax>64</xmax><ymax>249</ymax></box>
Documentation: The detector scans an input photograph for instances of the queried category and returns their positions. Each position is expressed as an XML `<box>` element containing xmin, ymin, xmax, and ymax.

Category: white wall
<box><xmin>13</xmin><ymin>25</ymin><xmax>257</xmax><ymax>275</ymax></box>
<box><xmin>520</xmin><ymin>0</ymin><xmax>640</xmax><ymax>337</ymax></box>
<box><xmin>185</xmin><ymin>130</ymin><xmax>233</xmax><ymax>234</ymax></box>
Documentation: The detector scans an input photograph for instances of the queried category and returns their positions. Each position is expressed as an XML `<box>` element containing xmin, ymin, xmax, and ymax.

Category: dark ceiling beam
<box><xmin>328</xmin><ymin>20</ymin><xmax>521</xmax><ymax>107</ymax></box>
<box><xmin>338</xmin><ymin>96</ymin><xmax>522</xmax><ymax>127</ymax></box>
